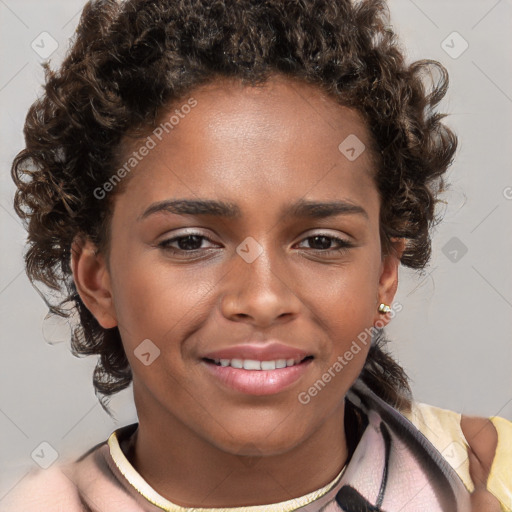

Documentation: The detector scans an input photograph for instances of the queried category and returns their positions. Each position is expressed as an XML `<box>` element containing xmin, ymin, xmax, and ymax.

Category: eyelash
<box><xmin>157</xmin><ymin>233</ymin><xmax>354</xmax><ymax>257</ymax></box>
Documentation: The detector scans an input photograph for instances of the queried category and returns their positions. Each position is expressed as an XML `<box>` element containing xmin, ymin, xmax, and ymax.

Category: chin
<box><xmin>207</xmin><ymin>422</ymin><xmax>308</xmax><ymax>458</ymax></box>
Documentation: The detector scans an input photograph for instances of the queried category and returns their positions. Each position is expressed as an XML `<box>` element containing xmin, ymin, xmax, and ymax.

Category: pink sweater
<box><xmin>1</xmin><ymin>431</ymin><xmax>164</xmax><ymax>511</ymax></box>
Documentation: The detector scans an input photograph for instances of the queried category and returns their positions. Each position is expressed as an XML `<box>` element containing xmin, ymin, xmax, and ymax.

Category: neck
<box><xmin>128</xmin><ymin>388</ymin><xmax>348</xmax><ymax>508</ymax></box>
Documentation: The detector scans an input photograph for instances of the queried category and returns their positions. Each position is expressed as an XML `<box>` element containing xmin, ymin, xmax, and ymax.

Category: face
<box><xmin>74</xmin><ymin>74</ymin><xmax>401</xmax><ymax>456</ymax></box>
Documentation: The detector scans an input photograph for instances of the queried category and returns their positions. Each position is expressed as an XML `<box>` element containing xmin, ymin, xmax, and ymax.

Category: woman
<box><xmin>4</xmin><ymin>0</ymin><xmax>511</xmax><ymax>510</ymax></box>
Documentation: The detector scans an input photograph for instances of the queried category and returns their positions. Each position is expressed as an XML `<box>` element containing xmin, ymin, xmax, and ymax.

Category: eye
<box><xmin>157</xmin><ymin>232</ymin><xmax>354</xmax><ymax>258</ymax></box>
<box><xmin>296</xmin><ymin>234</ymin><xmax>354</xmax><ymax>254</ymax></box>
<box><xmin>158</xmin><ymin>233</ymin><xmax>217</xmax><ymax>254</ymax></box>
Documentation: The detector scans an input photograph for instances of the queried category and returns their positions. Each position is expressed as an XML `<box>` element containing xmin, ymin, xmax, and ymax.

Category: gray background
<box><xmin>1</xmin><ymin>0</ymin><xmax>511</xmax><ymax>501</ymax></box>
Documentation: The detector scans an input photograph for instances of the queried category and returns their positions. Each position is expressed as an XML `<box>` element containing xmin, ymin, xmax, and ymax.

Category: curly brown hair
<box><xmin>12</xmin><ymin>0</ymin><xmax>457</xmax><ymax>415</ymax></box>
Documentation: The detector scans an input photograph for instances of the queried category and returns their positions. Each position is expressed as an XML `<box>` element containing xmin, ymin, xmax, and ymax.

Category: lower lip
<box><xmin>201</xmin><ymin>358</ymin><xmax>313</xmax><ymax>396</ymax></box>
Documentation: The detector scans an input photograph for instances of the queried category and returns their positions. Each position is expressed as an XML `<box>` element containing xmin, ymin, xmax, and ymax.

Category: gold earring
<box><xmin>378</xmin><ymin>303</ymin><xmax>391</xmax><ymax>314</ymax></box>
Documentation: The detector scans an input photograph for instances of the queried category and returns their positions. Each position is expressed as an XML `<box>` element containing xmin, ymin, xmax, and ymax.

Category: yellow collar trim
<box><xmin>107</xmin><ymin>427</ymin><xmax>346</xmax><ymax>512</ymax></box>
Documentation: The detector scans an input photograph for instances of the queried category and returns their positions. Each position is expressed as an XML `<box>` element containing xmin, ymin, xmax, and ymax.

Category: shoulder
<box><xmin>1</xmin><ymin>441</ymin><xmax>110</xmax><ymax>511</ymax></box>
<box><xmin>402</xmin><ymin>401</ymin><xmax>512</xmax><ymax>510</ymax></box>
<box><xmin>0</xmin><ymin>464</ymin><xmax>85</xmax><ymax>511</ymax></box>
<box><xmin>460</xmin><ymin>414</ymin><xmax>498</xmax><ymax>476</ymax></box>
<box><xmin>2</xmin><ymin>427</ymin><xmax>155</xmax><ymax>511</ymax></box>
<box><xmin>401</xmin><ymin>400</ymin><xmax>470</xmax><ymax>469</ymax></box>
<box><xmin>465</xmin><ymin>414</ymin><xmax>512</xmax><ymax>511</ymax></box>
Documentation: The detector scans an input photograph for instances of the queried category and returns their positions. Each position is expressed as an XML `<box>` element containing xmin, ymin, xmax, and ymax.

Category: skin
<box><xmin>71</xmin><ymin>74</ymin><xmax>499</xmax><ymax>509</ymax></box>
<box><xmin>462</xmin><ymin>416</ymin><xmax>501</xmax><ymax>511</ymax></box>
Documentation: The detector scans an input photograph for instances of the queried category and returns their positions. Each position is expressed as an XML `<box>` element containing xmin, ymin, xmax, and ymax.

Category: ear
<box><xmin>70</xmin><ymin>236</ymin><xmax>117</xmax><ymax>329</ymax></box>
<box><xmin>373</xmin><ymin>238</ymin><xmax>405</xmax><ymax>327</ymax></box>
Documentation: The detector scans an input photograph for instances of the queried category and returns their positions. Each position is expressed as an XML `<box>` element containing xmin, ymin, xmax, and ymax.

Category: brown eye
<box><xmin>158</xmin><ymin>233</ymin><xmax>217</xmax><ymax>253</ymax></box>
<box><xmin>297</xmin><ymin>234</ymin><xmax>354</xmax><ymax>254</ymax></box>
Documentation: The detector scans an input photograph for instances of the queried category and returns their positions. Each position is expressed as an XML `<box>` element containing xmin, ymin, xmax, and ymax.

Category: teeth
<box><xmin>211</xmin><ymin>357</ymin><xmax>306</xmax><ymax>370</ymax></box>
<box><xmin>243</xmin><ymin>359</ymin><xmax>261</xmax><ymax>370</ymax></box>
<box><xmin>261</xmin><ymin>360</ymin><xmax>276</xmax><ymax>370</ymax></box>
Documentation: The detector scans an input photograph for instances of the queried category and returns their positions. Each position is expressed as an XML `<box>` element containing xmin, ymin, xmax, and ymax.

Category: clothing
<box><xmin>2</xmin><ymin>381</ymin><xmax>511</xmax><ymax>511</ymax></box>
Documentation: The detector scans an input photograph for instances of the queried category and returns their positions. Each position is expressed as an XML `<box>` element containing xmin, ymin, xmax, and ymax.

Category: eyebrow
<box><xmin>137</xmin><ymin>198</ymin><xmax>369</xmax><ymax>222</ymax></box>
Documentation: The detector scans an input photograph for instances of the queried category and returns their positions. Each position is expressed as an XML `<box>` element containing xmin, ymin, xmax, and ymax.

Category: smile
<box><xmin>205</xmin><ymin>356</ymin><xmax>313</xmax><ymax>370</ymax></box>
<box><xmin>202</xmin><ymin>356</ymin><xmax>314</xmax><ymax>395</ymax></box>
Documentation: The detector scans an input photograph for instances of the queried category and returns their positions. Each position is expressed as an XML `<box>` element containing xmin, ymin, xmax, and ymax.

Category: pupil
<box><xmin>311</xmin><ymin>236</ymin><xmax>330</xmax><ymax>250</ymax></box>
<box><xmin>178</xmin><ymin>235</ymin><xmax>202</xmax><ymax>250</ymax></box>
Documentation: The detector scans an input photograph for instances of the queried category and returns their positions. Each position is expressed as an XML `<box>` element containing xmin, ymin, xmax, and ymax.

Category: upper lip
<box><xmin>202</xmin><ymin>342</ymin><xmax>312</xmax><ymax>362</ymax></box>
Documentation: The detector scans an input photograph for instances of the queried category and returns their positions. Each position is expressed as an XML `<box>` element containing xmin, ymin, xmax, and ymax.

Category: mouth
<box><xmin>200</xmin><ymin>355</ymin><xmax>315</xmax><ymax>395</ymax></box>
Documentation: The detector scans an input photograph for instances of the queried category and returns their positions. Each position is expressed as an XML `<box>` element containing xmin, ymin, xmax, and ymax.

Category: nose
<box><xmin>220</xmin><ymin>243</ymin><xmax>302</xmax><ymax>328</ymax></box>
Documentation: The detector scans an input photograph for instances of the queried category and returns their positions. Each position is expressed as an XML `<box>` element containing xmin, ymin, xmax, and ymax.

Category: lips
<box><xmin>200</xmin><ymin>341</ymin><xmax>315</xmax><ymax>395</ymax></box>
<box><xmin>202</xmin><ymin>342</ymin><xmax>312</xmax><ymax>362</ymax></box>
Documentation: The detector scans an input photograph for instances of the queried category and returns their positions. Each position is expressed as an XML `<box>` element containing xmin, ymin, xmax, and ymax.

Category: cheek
<box><xmin>310</xmin><ymin>255</ymin><xmax>381</xmax><ymax>324</ymax></box>
<box><xmin>109</xmin><ymin>246</ymin><xmax>221</xmax><ymax>360</ymax></box>
<box><xmin>308</xmin><ymin>254</ymin><xmax>381</xmax><ymax>368</ymax></box>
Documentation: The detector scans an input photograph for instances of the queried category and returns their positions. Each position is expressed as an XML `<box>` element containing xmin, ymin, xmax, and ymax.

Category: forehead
<box><xmin>158</xmin><ymin>74</ymin><xmax>376</xmax><ymax>159</ymax></box>
<box><xmin>116</xmin><ymin>74</ymin><xmax>380</xmax><ymax>222</ymax></box>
